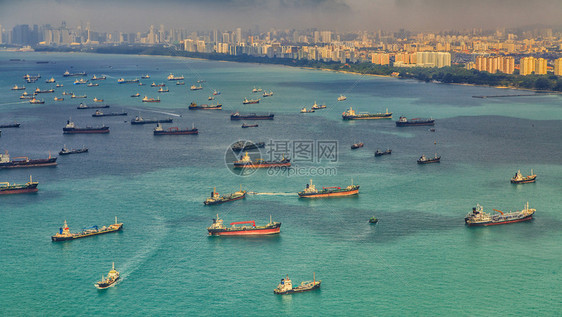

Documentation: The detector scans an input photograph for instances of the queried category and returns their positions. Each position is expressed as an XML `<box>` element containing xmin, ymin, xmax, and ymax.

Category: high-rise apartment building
<box><xmin>519</xmin><ymin>57</ymin><xmax>536</xmax><ymax>75</ymax></box>
<box><xmin>554</xmin><ymin>58</ymin><xmax>562</xmax><ymax>76</ymax></box>
<box><xmin>535</xmin><ymin>58</ymin><xmax>547</xmax><ymax>75</ymax></box>
<box><xmin>371</xmin><ymin>53</ymin><xmax>390</xmax><ymax>65</ymax></box>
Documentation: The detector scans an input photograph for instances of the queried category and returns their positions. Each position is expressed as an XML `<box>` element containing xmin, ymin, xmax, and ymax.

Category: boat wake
<box><xmin>129</xmin><ymin>107</ymin><xmax>182</xmax><ymax>117</ymax></box>
<box><xmin>248</xmin><ymin>192</ymin><xmax>296</xmax><ymax>196</ymax></box>
<box><xmin>0</xmin><ymin>101</ymin><xmax>28</xmax><ymax>106</ymax></box>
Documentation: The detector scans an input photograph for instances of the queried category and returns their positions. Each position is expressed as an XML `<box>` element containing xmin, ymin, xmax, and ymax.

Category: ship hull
<box><xmin>465</xmin><ymin>214</ymin><xmax>533</xmax><ymax>226</ymax></box>
<box><xmin>154</xmin><ymin>130</ymin><xmax>198</xmax><ymax>135</ymax></box>
<box><xmin>51</xmin><ymin>223</ymin><xmax>123</xmax><ymax>241</ymax></box>
<box><xmin>511</xmin><ymin>176</ymin><xmax>537</xmax><ymax>184</ymax></box>
<box><xmin>189</xmin><ymin>106</ymin><xmax>222</xmax><ymax>110</ymax></box>
<box><xmin>0</xmin><ymin>185</ymin><xmax>38</xmax><ymax>195</ymax></box>
<box><xmin>233</xmin><ymin>162</ymin><xmax>291</xmax><ymax>169</ymax></box>
<box><xmin>396</xmin><ymin>121</ymin><xmax>435</xmax><ymax>127</ymax></box>
<box><xmin>59</xmin><ymin>149</ymin><xmax>88</xmax><ymax>155</ymax></box>
<box><xmin>77</xmin><ymin>105</ymin><xmax>110</xmax><ymax>109</ymax></box>
<box><xmin>0</xmin><ymin>158</ymin><xmax>57</xmax><ymax>169</ymax></box>
<box><xmin>343</xmin><ymin>114</ymin><xmax>392</xmax><ymax>120</ymax></box>
<box><xmin>95</xmin><ymin>277</ymin><xmax>120</xmax><ymax>289</ymax></box>
<box><xmin>92</xmin><ymin>113</ymin><xmax>127</xmax><ymax>117</ymax></box>
<box><xmin>63</xmin><ymin>128</ymin><xmax>109</xmax><ymax>134</ymax></box>
<box><xmin>204</xmin><ymin>193</ymin><xmax>246</xmax><ymax>205</ymax></box>
<box><xmin>274</xmin><ymin>282</ymin><xmax>321</xmax><ymax>294</ymax></box>
<box><xmin>298</xmin><ymin>188</ymin><xmax>359</xmax><ymax>198</ymax></box>
<box><xmin>208</xmin><ymin>225</ymin><xmax>281</xmax><ymax>236</ymax></box>
<box><xmin>230</xmin><ymin>115</ymin><xmax>274</xmax><ymax>120</ymax></box>
<box><xmin>417</xmin><ymin>159</ymin><xmax>440</xmax><ymax>164</ymax></box>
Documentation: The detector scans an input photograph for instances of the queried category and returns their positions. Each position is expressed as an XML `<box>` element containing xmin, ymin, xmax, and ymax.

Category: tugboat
<box><xmin>188</xmin><ymin>102</ymin><xmax>222</xmax><ymax>110</ymax></box>
<box><xmin>311</xmin><ymin>101</ymin><xmax>326</xmax><ymax>110</ymax></box>
<box><xmin>233</xmin><ymin>152</ymin><xmax>291</xmax><ymax>169</ymax></box>
<box><xmin>511</xmin><ymin>170</ymin><xmax>537</xmax><ymax>184</ymax></box>
<box><xmin>231</xmin><ymin>141</ymin><xmax>265</xmax><ymax>152</ymax></box>
<box><xmin>92</xmin><ymin>110</ymin><xmax>127</xmax><ymax>117</ymax></box>
<box><xmin>241</xmin><ymin>123</ymin><xmax>258</xmax><ymax>128</ymax></box>
<box><xmin>51</xmin><ymin>217</ymin><xmax>123</xmax><ymax>242</ymax></box>
<box><xmin>130</xmin><ymin>116</ymin><xmax>173</xmax><ymax>125</ymax></box>
<box><xmin>242</xmin><ymin>98</ymin><xmax>260</xmax><ymax>104</ymax></box>
<box><xmin>63</xmin><ymin>119</ymin><xmax>109</xmax><ymax>134</ymax></box>
<box><xmin>300</xmin><ymin>107</ymin><xmax>315</xmax><ymax>113</ymax></box>
<box><xmin>298</xmin><ymin>179</ymin><xmax>359</xmax><ymax>198</ymax></box>
<box><xmin>94</xmin><ymin>263</ymin><xmax>120</xmax><ymax>289</ymax></box>
<box><xmin>207</xmin><ymin>215</ymin><xmax>281</xmax><ymax>236</ymax></box>
<box><xmin>230</xmin><ymin>112</ymin><xmax>274</xmax><ymax>120</ymax></box>
<box><xmin>417</xmin><ymin>154</ymin><xmax>440</xmax><ymax>164</ymax></box>
<box><xmin>0</xmin><ymin>151</ymin><xmax>57</xmax><ymax>169</ymax></box>
<box><xmin>342</xmin><ymin>107</ymin><xmax>392</xmax><ymax>120</ymax></box>
<box><xmin>0</xmin><ymin>175</ymin><xmax>38</xmax><ymax>194</ymax></box>
<box><xmin>351</xmin><ymin>142</ymin><xmax>364</xmax><ymax>149</ymax></box>
<box><xmin>59</xmin><ymin>145</ymin><xmax>88</xmax><ymax>155</ymax></box>
<box><xmin>274</xmin><ymin>273</ymin><xmax>321</xmax><ymax>295</ymax></box>
<box><xmin>396</xmin><ymin>116</ymin><xmax>435</xmax><ymax>127</ymax></box>
<box><xmin>153</xmin><ymin>123</ymin><xmax>198</xmax><ymax>135</ymax></box>
<box><xmin>337</xmin><ymin>94</ymin><xmax>347</xmax><ymax>101</ymax></box>
<box><xmin>464</xmin><ymin>202</ymin><xmax>535</xmax><ymax>226</ymax></box>
<box><xmin>141</xmin><ymin>96</ymin><xmax>160</xmax><ymax>102</ymax></box>
<box><xmin>374</xmin><ymin>149</ymin><xmax>392</xmax><ymax>157</ymax></box>
<box><xmin>204</xmin><ymin>187</ymin><xmax>247</xmax><ymax>205</ymax></box>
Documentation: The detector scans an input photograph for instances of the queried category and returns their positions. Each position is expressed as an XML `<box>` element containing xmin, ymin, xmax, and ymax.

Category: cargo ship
<box><xmin>311</xmin><ymin>101</ymin><xmax>326</xmax><ymax>110</ymax></box>
<box><xmin>117</xmin><ymin>78</ymin><xmax>139</xmax><ymax>84</ymax></box>
<box><xmin>417</xmin><ymin>154</ymin><xmax>440</xmax><ymax>164</ymax></box>
<box><xmin>63</xmin><ymin>119</ymin><xmax>109</xmax><ymax>134</ymax></box>
<box><xmin>207</xmin><ymin>215</ymin><xmax>281</xmax><ymax>236</ymax></box>
<box><xmin>252</xmin><ymin>87</ymin><xmax>263</xmax><ymax>93</ymax></box>
<box><xmin>298</xmin><ymin>180</ymin><xmax>359</xmax><ymax>198</ymax></box>
<box><xmin>63</xmin><ymin>70</ymin><xmax>86</xmax><ymax>77</ymax></box>
<box><xmin>274</xmin><ymin>273</ymin><xmax>321</xmax><ymax>295</ymax></box>
<box><xmin>190</xmin><ymin>85</ymin><xmax>203</xmax><ymax>90</ymax></box>
<box><xmin>300</xmin><ymin>107</ymin><xmax>315</xmax><ymax>113</ymax></box>
<box><xmin>230</xmin><ymin>112</ymin><xmax>274</xmax><ymax>120</ymax></box>
<box><xmin>0</xmin><ymin>175</ymin><xmax>38</xmax><ymax>194</ymax></box>
<box><xmin>464</xmin><ymin>202</ymin><xmax>535</xmax><ymax>226</ymax></box>
<box><xmin>141</xmin><ymin>96</ymin><xmax>160</xmax><ymax>102</ymax></box>
<box><xmin>233</xmin><ymin>152</ymin><xmax>291</xmax><ymax>169</ymax></box>
<box><xmin>51</xmin><ymin>217</ymin><xmax>123</xmax><ymax>242</ymax></box>
<box><xmin>262</xmin><ymin>91</ymin><xmax>274</xmax><ymax>97</ymax></box>
<box><xmin>91</xmin><ymin>75</ymin><xmax>106</xmax><ymax>81</ymax></box>
<box><xmin>231</xmin><ymin>141</ymin><xmax>265</xmax><ymax>152</ymax></box>
<box><xmin>158</xmin><ymin>87</ymin><xmax>169</xmax><ymax>93</ymax></box>
<box><xmin>0</xmin><ymin>151</ymin><xmax>57</xmax><ymax>169</ymax></box>
<box><xmin>153</xmin><ymin>123</ymin><xmax>198</xmax><ymax>135</ymax></box>
<box><xmin>54</xmin><ymin>97</ymin><xmax>64</xmax><ymax>101</ymax></box>
<box><xmin>130</xmin><ymin>116</ymin><xmax>173</xmax><ymax>125</ymax></box>
<box><xmin>45</xmin><ymin>77</ymin><xmax>56</xmax><ymax>83</ymax></box>
<box><xmin>92</xmin><ymin>110</ymin><xmax>127</xmax><ymax>117</ymax></box>
<box><xmin>87</xmin><ymin>83</ymin><xmax>99</xmax><ymax>87</ymax></box>
<box><xmin>29</xmin><ymin>98</ymin><xmax>45</xmax><ymax>104</ymax></box>
<box><xmin>34</xmin><ymin>88</ymin><xmax>55</xmax><ymax>94</ymax></box>
<box><xmin>151</xmin><ymin>82</ymin><xmax>166</xmax><ymax>87</ymax></box>
<box><xmin>351</xmin><ymin>142</ymin><xmax>364</xmax><ymax>149</ymax></box>
<box><xmin>396</xmin><ymin>116</ymin><xmax>435</xmax><ymax>127</ymax></box>
<box><xmin>204</xmin><ymin>187</ymin><xmax>246</xmax><ymax>205</ymax></box>
<box><xmin>167</xmin><ymin>73</ymin><xmax>184</xmax><ymax>81</ymax></box>
<box><xmin>73</xmin><ymin>79</ymin><xmax>88</xmax><ymax>85</ymax></box>
<box><xmin>11</xmin><ymin>84</ymin><xmax>25</xmax><ymax>90</ymax></box>
<box><xmin>94</xmin><ymin>263</ymin><xmax>120</xmax><ymax>289</ymax></box>
<box><xmin>511</xmin><ymin>169</ymin><xmax>537</xmax><ymax>184</ymax></box>
<box><xmin>93</xmin><ymin>97</ymin><xmax>104</xmax><ymax>102</ymax></box>
<box><xmin>0</xmin><ymin>122</ymin><xmax>20</xmax><ymax>128</ymax></box>
<box><xmin>59</xmin><ymin>145</ymin><xmax>88</xmax><ymax>155</ymax></box>
<box><xmin>375</xmin><ymin>149</ymin><xmax>392</xmax><ymax>157</ymax></box>
<box><xmin>337</xmin><ymin>94</ymin><xmax>347</xmax><ymax>101</ymax></box>
<box><xmin>71</xmin><ymin>94</ymin><xmax>87</xmax><ymax>99</ymax></box>
<box><xmin>20</xmin><ymin>93</ymin><xmax>34</xmax><ymax>100</ymax></box>
<box><xmin>243</xmin><ymin>98</ymin><xmax>260</xmax><ymax>104</ymax></box>
<box><xmin>342</xmin><ymin>107</ymin><xmax>392</xmax><ymax>120</ymax></box>
<box><xmin>77</xmin><ymin>103</ymin><xmax>109</xmax><ymax>109</ymax></box>
<box><xmin>141</xmin><ymin>74</ymin><xmax>150</xmax><ymax>79</ymax></box>
<box><xmin>188</xmin><ymin>102</ymin><xmax>222</xmax><ymax>110</ymax></box>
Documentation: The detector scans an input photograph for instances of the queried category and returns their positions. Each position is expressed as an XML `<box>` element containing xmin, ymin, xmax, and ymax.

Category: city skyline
<box><xmin>2</xmin><ymin>0</ymin><xmax>562</xmax><ymax>33</ymax></box>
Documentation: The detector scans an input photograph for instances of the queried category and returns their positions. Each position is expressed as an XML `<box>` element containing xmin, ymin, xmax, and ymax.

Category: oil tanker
<box><xmin>464</xmin><ymin>202</ymin><xmax>535</xmax><ymax>226</ymax></box>
<box><xmin>0</xmin><ymin>176</ymin><xmax>38</xmax><ymax>194</ymax></box>
<box><xmin>342</xmin><ymin>107</ymin><xmax>392</xmax><ymax>120</ymax></box>
<box><xmin>230</xmin><ymin>112</ymin><xmax>274</xmax><ymax>120</ymax></box>
<box><xmin>130</xmin><ymin>116</ymin><xmax>173</xmax><ymax>125</ymax></box>
<box><xmin>154</xmin><ymin>123</ymin><xmax>198</xmax><ymax>135</ymax></box>
<box><xmin>233</xmin><ymin>152</ymin><xmax>290</xmax><ymax>169</ymax></box>
<box><xmin>51</xmin><ymin>217</ymin><xmax>123</xmax><ymax>241</ymax></box>
<box><xmin>0</xmin><ymin>151</ymin><xmax>57</xmax><ymax>168</ymax></box>
<box><xmin>63</xmin><ymin>119</ymin><xmax>109</xmax><ymax>134</ymax></box>
<box><xmin>396</xmin><ymin>116</ymin><xmax>435</xmax><ymax>127</ymax></box>
<box><xmin>298</xmin><ymin>180</ymin><xmax>359</xmax><ymax>198</ymax></box>
<box><xmin>207</xmin><ymin>215</ymin><xmax>281</xmax><ymax>236</ymax></box>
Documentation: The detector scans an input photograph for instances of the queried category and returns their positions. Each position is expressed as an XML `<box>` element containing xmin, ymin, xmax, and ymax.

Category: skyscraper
<box><xmin>554</xmin><ymin>58</ymin><xmax>562</xmax><ymax>76</ymax></box>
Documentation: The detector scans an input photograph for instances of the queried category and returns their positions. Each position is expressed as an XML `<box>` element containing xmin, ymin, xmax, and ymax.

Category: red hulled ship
<box><xmin>207</xmin><ymin>215</ymin><xmax>281</xmax><ymax>236</ymax></box>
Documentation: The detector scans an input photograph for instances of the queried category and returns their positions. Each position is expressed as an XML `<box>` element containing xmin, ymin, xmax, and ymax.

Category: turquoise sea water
<box><xmin>0</xmin><ymin>52</ymin><xmax>561</xmax><ymax>316</ymax></box>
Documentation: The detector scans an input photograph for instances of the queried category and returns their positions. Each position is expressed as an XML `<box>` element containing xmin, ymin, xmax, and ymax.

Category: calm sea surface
<box><xmin>0</xmin><ymin>52</ymin><xmax>561</xmax><ymax>316</ymax></box>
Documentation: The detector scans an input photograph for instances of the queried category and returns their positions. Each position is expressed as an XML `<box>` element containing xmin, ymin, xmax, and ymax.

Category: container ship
<box><xmin>274</xmin><ymin>274</ymin><xmax>321</xmax><ymax>295</ymax></box>
<box><xmin>94</xmin><ymin>263</ymin><xmax>120</xmax><ymax>289</ymax></box>
<box><xmin>130</xmin><ymin>116</ymin><xmax>173</xmax><ymax>125</ymax></box>
<box><xmin>511</xmin><ymin>169</ymin><xmax>537</xmax><ymax>184</ymax></box>
<box><xmin>464</xmin><ymin>202</ymin><xmax>535</xmax><ymax>226</ymax></box>
<box><xmin>188</xmin><ymin>102</ymin><xmax>222</xmax><ymax>110</ymax></box>
<box><xmin>92</xmin><ymin>110</ymin><xmax>127</xmax><ymax>117</ymax></box>
<box><xmin>0</xmin><ymin>176</ymin><xmax>38</xmax><ymax>194</ymax></box>
<box><xmin>51</xmin><ymin>217</ymin><xmax>123</xmax><ymax>242</ymax></box>
<box><xmin>77</xmin><ymin>103</ymin><xmax>109</xmax><ymax>109</ymax></box>
<box><xmin>396</xmin><ymin>116</ymin><xmax>435</xmax><ymax>127</ymax></box>
<box><xmin>298</xmin><ymin>180</ymin><xmax>359</xmax><ymax>198</ymax></box>
<box><xmin>207</xmin><ymin>215</ymin><xmax>281</xmax><ymax>236</ymax></box>
<box><xmin>63</xmin><ymin>119</ymin><xmax>109</xmax><ymax>134</ymax></box>
<box><xmin>233</xmin><ymin>152</ymin><xmax>290</xmax><ymax>169</ymax></box>
<box><xmin>204</xmin><ymin>187</ymin><xmax>246</xmax><ymax>205</ymax></box>
<box><xmin>342</xmin><ymin>107</ymin><xmax>392</xmax><ymax>120</ymax></box>
<box><xmin>153</xmin><ymin>123</ymin><xmax>198</xmax><ymax>135</ymax></box>
<box><xmin>230</xmin><ymin>112</ymin><xmax>274</xmax><ymax>120</ymax></box>
<box><xmin>231</xmin><ymin>141</ymin><xmax>265</xmax><ymax>152</ymax></box>
<box><xmin>0</xmin><ymin>151</ymin><xmax>57</xmax><ymax>169</ymax></box>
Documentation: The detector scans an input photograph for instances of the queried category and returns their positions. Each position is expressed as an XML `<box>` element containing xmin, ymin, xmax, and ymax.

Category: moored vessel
<box><xmin>93</xmin><ymin>97</ymin><xmax>104</xmax><ymax>102</ymax></box>
<box><xmin>131</xmin><ymin>93</ymin><xmax>140</xmax><ymax>97</ymax></box>
<box><xmin>262</xmin><ymin>91</ymin><xmax>274</xmax><ymax>97</ymax></box>
<box><xmin>54</xmin><ymin>97</ymin><xmax>64</xmax><ymax>101</ymax></box>
<box><xmin>207</xmin><ymin>214</ymin><xmax>281</xmax><ymax>236</ymax></box>
<box><xmin>142</xmin><ymin>96</ymin><xmax>160</xmax><ymax>102</ymax></box>
<box><xmin>167</xmin><ymin>73</ymin><xmax>184</xmax><ymax>81</ymax></box>
<box><xmin>464</xmin><ymin>202</ymin><xmax>535</xmax><ymax>226</ymax></box>
<box><xmin>94</xmin><ymin>263</ymin><xmax>120</xmax><ymax>289</ymax></box>
<box><xmin>298</xmin><ymin>179</ymin><xmax>359</xmax><ymax>198</ymax></box>
<box><xmin>117</xmin><ymin>78</ymin><xmax>139</xmax><ymax>84</ymax></box>
<box><xmin>71</xmin><ymin>94</ymin><xmax>87</xmax><ymax>99</ymax></box>
<box><xmin>243</xmin><ymin>98</ymin><xmax>260</xmax><ymax>104</ymax></box>
<box><xmin>63</xmin><ymin>70</ymin><xmax>86</xmax><ymax>77</ymax></box>
<box><xmin>92</xmin><ymin>110</ymin><xmax>127</xmax><ymax>117</ymax></box>
<box><xmin>233</xmin><ymin>152</ymin><xmax>290</xmax><ymax>169</ymax></box>
<box><xmin>337</xmin><ymin>94</ymin><xmax>347</xmax><ymax>101</ymax></box>
<box><xmin>0</xmin><ymin>175</ymin><xmax>38</xmax><ymax>194</ymax></box>
<box><xmin>311</xmin><ymin>101</ymin><xmax>326</xmax><ymax>110</ymax></box>
<box><xmin>34</xmin><ymin>88</ymin><xmax>55</xmax><ymax>94</ymax></box>
<box><xmin>231</xmin><ymin>141</ymin><xmax>265</xmax><ymax>152</ymax></box>
<box><xmin>204</xmin><ymin>187</ymin><xmax>247</xmax><ymax>205</ymax></box>
<box><xmin>74</xmin><ymin>78</ymin><xmax>88</xmax><ymax>85</ymax></box>
<box><xmin>300</xmin><ymin>107</ymin><xmax>315</xmax><ymax>113</ymax></box>
<box><xmin>351</xmin><ymin>142</ymin><xmax>364</xmax><ymax>149</ymax></box>
<box><xmin>0</xmin><ymin>151</ymin><xmax>57</xmax><ymax>169</ymax></box>
<box><xmin>77</xmin><ymin>103</ymin><xmax>109</xmax><ymax>109</ymax></box>
<box><xmin>130</xmin><ymin>116</ymin><xmax>173</xmax><ymax>125</ymax></box>
<box><xmin>11</xmin><ymin>84</ymin><xmax>25</xmax><ymax>90</ymax></box>
<box><xmin>375</xmin><ymin>149</ymin><xmax>392</xmax><ymax>157</ymax></box>
<box><xmin>63</xmin><ymin>119</ymin><xmax>109</xmax><ymax>134</ymax></box>
<box><xmin>29</xmin><ymin>98</ymin><xmax>45</xmax><ymax>104</ymax></box>
<box><xmin>158</xmin><ymin>87</ymin><xmax>169</xmax><ymax>93</ymax></box>
<box><xmin>0</xmin><ymin>122</ymin><xmax>20</xmax><ymax>128</ymax></box>
<box><xmin>274</xmin><ymin>273</ymin><xmax>321</xmax><ymax>295</ymax></box>
<box><xmin>151</xmin><ymin>82</ymin><xmax>165</xmax><ymax>87</ymax></box>
<box><xmin>51</xmin><ymin>217</ymin><xmax>123</xmax><ymax>242</ymax></box>
<box><xmin>342</xmin><ymin>107</ymin><xmax>392</xmax><ymax>120</ymax></box>
<box><xmin>188</xmin><ymin>102</ymin><xmax>222</xmax><ymax>110</ymax></box>
<box><xmin>396</xmin><ymin>116</ymin><xmax>435</xmax><ymax>127</ymax></box>
<box><xmin>417</xmin><ymin>154</ymin><xmax>440</xmax><ymax>164</ymax></box>
<box><xmin>190</xmin><ymin>85</ymin><xmax>203</xmax><ymax>90</ymax></box>
<box><xmin>511</xmin><ymin>169</ymin><xmax>537</xmax><ymax>184</ymax></box>
<box><xmin>153</xmin><ymin>123</ymin><xmax>198</xmax><ymax>135</ymax></box>
<box><xmin>91</xmin><ymin>75</ymin><xmax>106</xmax><ymax>81</ymax></box>
<box><xmin>230</xmin><ymin>112</ymin><xmax>274</xmax><ymax>120</ymax></box>
<box><xmin>59</xmin><ymin>145</ymin><xmax>88</xmax><ymax>155</ymax></box>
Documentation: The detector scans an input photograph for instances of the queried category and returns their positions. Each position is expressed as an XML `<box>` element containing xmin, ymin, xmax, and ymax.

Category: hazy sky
<box><xmin>1</xmin><ymin>0</ymin><xmax>562</xmax><ymax>33</ymax></box>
